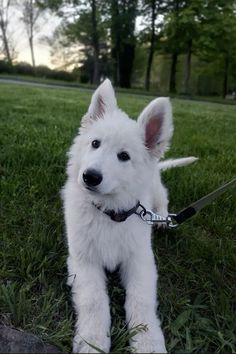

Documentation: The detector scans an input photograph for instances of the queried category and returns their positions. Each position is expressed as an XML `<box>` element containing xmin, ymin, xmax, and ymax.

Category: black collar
<box><xmin>93</xmin><ymin>201</ymin><xmax>141</xmax><ymax>222</ymax></box>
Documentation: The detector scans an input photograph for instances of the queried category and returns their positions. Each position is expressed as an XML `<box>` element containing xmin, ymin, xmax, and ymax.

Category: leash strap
<box><xmin>135</xmin><ymin>178</ymin><xmax>236</xmax><ymax>228</ymax></box>
<box><xmin>172</xmin><ymin>178</ymin><xmax>236</xmax><ymax>225</ymax></box>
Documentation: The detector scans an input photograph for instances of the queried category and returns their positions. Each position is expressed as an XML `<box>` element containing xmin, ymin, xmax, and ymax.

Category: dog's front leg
<box><xmin>121</xmin><ymin>252</ymin><xmax>167</xmax><ymax>353</ymax></box>
<box><xmin>153</xmin><ymin>173</ymin><xmax>169</xmax><ymax>219</ymax></box>
<box><xmin>70</xmin><ymin>260</ymin><xmax>111</xmax><ymax>353</ymax></box>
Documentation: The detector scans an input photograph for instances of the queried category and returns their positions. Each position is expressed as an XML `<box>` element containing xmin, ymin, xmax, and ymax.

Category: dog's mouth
<box><xmin>84</xmin><ymin>184</ymin><xmax>115</xmax><ymax>197</ymax></box>
<box><xmin>85</xmin><ymin>185</ymin><xmax>99</xmax><ymax>193</ymax></box>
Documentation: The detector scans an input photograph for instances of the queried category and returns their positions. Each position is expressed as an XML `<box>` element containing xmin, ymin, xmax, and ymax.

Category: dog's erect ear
<box><xmin>88</xmin><ymin>79</ymin><xmax>117</xmax><ymax>120</ymax></box>
<box><xmin>137</xmin><ymin>97</ymin><xmax>173</xmax><ymax>157</ymax></box>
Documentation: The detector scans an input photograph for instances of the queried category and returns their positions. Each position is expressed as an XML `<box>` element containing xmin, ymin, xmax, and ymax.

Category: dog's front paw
<box><xmin>131</xmin><ymin>331</ymin><xmax>167</xmax><ymax>354</ymax></box>
<box><xmin>73</xmin><ymin>332</ymin><xmax>111</xmax><ymax>353</ymax></box>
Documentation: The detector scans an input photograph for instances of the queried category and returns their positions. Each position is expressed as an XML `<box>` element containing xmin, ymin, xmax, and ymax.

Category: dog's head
<box><xmin>68</xmin><ymin>79</ymin><xmax>173</xmax><ymax>208</ymax></box>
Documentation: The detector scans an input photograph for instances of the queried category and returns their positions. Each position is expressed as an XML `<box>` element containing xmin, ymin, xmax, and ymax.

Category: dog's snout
<box><xmin>83</xmin><ymin>169</ymin><xmax>103</xmax><ymax>187</ymax></box>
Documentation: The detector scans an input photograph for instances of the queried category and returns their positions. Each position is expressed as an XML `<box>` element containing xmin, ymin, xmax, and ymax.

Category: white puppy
<box><xmin>62</xmin><ymin>79</ymin><xmax>195</xmax><ymax>353</ymax></box>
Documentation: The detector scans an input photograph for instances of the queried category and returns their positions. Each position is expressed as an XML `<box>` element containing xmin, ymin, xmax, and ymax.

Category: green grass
<box><xmin>0</xmin><ymin>83</ymin><xmax>236</xmax><ymax>353</ymax></box>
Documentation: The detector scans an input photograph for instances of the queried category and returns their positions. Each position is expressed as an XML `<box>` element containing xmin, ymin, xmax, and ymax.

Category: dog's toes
<box><xmin>73</xmin><ymin>340</ymin><xmax>99</xmax><ymax>353</ymax></box>
<box><xmin>131</xmin><ymin>331</ymin><xmax>167</xmax><ymax>354</ymax></box>
<box><xmin>132</xmin><ymin>341</ymin><xmax>167</xmax><ymax>354</ymax></box>
<box><xmin>73</xmin><ymin>333</ymin><xmax>110</xmax><ymax>353</ymax></box>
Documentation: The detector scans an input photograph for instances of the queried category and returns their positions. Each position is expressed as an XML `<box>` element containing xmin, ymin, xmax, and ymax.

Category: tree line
<box><xmin>1</xmin><ymin>0</ymin><xmax>236</xmax><ymax>97</ymax></box>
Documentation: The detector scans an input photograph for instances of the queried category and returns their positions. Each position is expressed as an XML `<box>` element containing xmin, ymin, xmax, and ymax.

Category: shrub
<box><xmin>14</xmin><ymin>62</ymin><xmax>34</xmax><ymax>76</ymax></box>
<box><xmin>0</xmin><ymin>60</ymin><xmax>12</xmax><ymax>74</ymax></box>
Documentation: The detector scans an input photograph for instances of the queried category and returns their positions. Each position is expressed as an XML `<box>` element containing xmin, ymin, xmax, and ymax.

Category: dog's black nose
<box><xmin>83</xmin><ymin>169</ymin><xmax>103</xmax><ymax>187</ymax></box>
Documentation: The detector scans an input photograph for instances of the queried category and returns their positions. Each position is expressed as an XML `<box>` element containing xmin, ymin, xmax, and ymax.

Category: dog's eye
<box><xmin>92</xmin><ymin>140</ymin><xmax>100</xmax><ymax>149</ymax></box>
<box><xmin>117</xmin><ymin>151</ymin><xmax>130</xmax><ymax>162</ymax></box>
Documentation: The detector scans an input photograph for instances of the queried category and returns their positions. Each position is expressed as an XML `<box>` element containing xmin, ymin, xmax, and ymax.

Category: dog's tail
<box><xmin>158</xmin><ymin>157</ymin><xmax>198</xmax><ymax>171</ymax></box>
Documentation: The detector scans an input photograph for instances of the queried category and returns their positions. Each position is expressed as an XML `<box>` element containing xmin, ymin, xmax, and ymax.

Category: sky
<box><xmin>17</xmin><ymin>42</ymin><xmax>54</xmax><ymax>68</ymax></box>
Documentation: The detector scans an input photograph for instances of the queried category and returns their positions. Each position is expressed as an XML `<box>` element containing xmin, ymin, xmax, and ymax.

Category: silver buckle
<box><xmin>137</xmin><ymin>205</ymin><xmax>179</xmax><ymax>228</ymax></box>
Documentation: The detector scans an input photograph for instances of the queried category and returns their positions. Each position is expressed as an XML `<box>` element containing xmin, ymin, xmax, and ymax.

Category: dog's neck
<box><xmin>93</xmin><ymin>201</ymin><xmax>140</xmax><ymax>223</ymax></box>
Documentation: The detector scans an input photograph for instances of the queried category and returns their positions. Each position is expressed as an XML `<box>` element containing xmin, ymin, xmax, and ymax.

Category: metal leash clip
<box><xmin>167</xmin><ymin>214</ymin><xmax>179</xmax><ymax>228</ymax></box>
<box><xmin>135</xmin><ymin>178</ymin><xmax>236</xmax><ymax>229</ymax></box>
<box><xmin>136</xmin><ymin>204</ymin><xmax>179</xmax><ymax>228</ymax></box>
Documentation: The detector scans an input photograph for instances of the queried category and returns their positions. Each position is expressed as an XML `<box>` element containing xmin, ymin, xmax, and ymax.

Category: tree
<box><xmin>162</xmin><ymin>0</ymin><xmax>236</xmax><ymax>96</ymax></box>
<box><xmin>45</xmin><ymin>24</ymin><xmax>83</xmax><ymax>70</ymax></box>
<box><xmin>45</xmin><ymin>0</ymin><xmax>105</xmax><ymax>85</ymax></box>
<box><xmin>175</xmin><ymin>0</ymin><xmax>202</xmax><ymax>94</ymax></box>
<box><xmin>110</xmin><ymin>0</ymin><xmax>138</xmax><ymax>88</ymax></box>
<box><xmin>162</xmin><ymin>0</ymin><xmax>204</xmax><ymax>94</ymax></box>
<box><xmin>0</xmin><ymin>0</ymin><xmax>13</xmax><ymax>64</ymax></box>
<box><xmin>163</xmin><ymin>0</ymin><xmax>185</xmax><ymax>94</ymax></box>
<box><xmin>198</xmin><ymin>0</ymin><xmax>236</xmax><ymax>97</ymax></box>
<box><xmin>144</xmin><ymin>0</ymin><xmax>157</xmax><ymax>91</ymax></box>
<box><xmin>90</xmin><ymin>0</ymin><xmax>99</xmax><ymax>84</ymax></box>
<box><xmin>140</xmin><ymin>0</ymin><xmax>167</xmax><ymax>91</ymax></box>
<box><xmin>20</xmin><ymin>0</ymin><xmax>46</xmax><ymax>68</ymax></box>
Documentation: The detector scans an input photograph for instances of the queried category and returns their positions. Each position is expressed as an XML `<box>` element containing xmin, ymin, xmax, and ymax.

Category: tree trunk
<box><xmin>91</xmin><ymin>0</ymin><xmax>100</xmax><ymax>85</ymax></box>
<box><xmin>169</xmin><ymin>52</ymin><xmax>178</xmax><ymax>93</ymax></box>
<box><xmin>29</xmin><ymin>35</ymin><xmax>35</xmax><ymax>68</ymax></box>
<box><xmin>118</xmin><ymin>0</ymin><xmax>137</xmax><ymax>88</ymax></box>
<box><xmin>111</xmin><ymin>0</ymin><xmax>120</xmax><ymax>86</ymax></box>
<box><xmin>111</xmin><ymin>0</ymin><xmax>137</xmax><ymax>88</ymax></box>
<box><xmin>29</xmin><ymin>0</ymin><xmax>35</xmax><ymax>69</ymax></box>
<box><xmin>111</xmin><ymin>46</ymin><xmax>119</xmax><ymax>86</ymax></box>
<box><xmin>169</xmin><ymin>0</ymin><xmax>180</xmax><ymax>94</ymax></box>
<box><xmin>119</xmin><ymin>44</ymin><xmax>135</xmax><ymax>88</ymax></box>
<box><xmin>0</xmin><ymin>12</ymin><xmax>12</xmax><ymax>64</ymax></box>
<box><xmin>145</xmin><ymin>0</ymin><xmax>156</xmax><ymax>91</ymax></box>
<box><xmin>223</xmin><ymin>55</ymin><xmax>229</xmax><ymax>98</ymax></box>
<box><xmin>182</xmin><ymin>39</ymin><xmax>192</xmax><ymax>95</ymax></box>
<box><xmin>2</xmin><ymin>26</ymin><xmax>12</xmax><ymax>64</ymax></box>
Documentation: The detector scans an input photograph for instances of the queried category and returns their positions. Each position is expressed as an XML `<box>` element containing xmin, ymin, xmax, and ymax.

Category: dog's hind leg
<box><xmin>71</xmin><ymin>261</ymin><xmax>111</xmax><ymax>353</ymax></box>
<box><xmin>121</xmin><ymin>250</ymin><xmax>167</xmax><ymax>353</ymax></box>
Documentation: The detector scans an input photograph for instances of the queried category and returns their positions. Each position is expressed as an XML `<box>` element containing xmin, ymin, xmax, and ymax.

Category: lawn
<box><xmin>0</xmin><ymin>83</ymin><xmax>235</xmax><ymax>353</ymax></box>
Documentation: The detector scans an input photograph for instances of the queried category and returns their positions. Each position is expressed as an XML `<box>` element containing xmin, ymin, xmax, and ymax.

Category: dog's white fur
<box><xmin>62</xmin><ymin>79</ymin><xmax>195</xmax><ymax>353</ymax></box>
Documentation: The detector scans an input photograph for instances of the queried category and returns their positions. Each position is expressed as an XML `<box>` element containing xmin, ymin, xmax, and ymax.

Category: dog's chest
<box><xmin>76</xmin><ymin>214</ymin><xmax>144</xmax><ymax>271</ymax></box>
<box><xmin>88</xmin><ymin>219</ymin><xmax>135</xmax><ymax>270</ymax></box>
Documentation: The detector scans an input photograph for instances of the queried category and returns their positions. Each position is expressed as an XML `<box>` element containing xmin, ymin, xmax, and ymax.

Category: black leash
<box><xmin>136</xmin><ymin>178</ymin><xmax>236</xmax><ymax>228</ymax></box>
<box><xmin>172</xmin><ymin>178</ymin><xmax>236</xmax><ymax>225</ymax></box>
<box><xmin>94</xmin><ymin>179</ymin><xmax>236</xmax><ymax>228</ymax></box>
